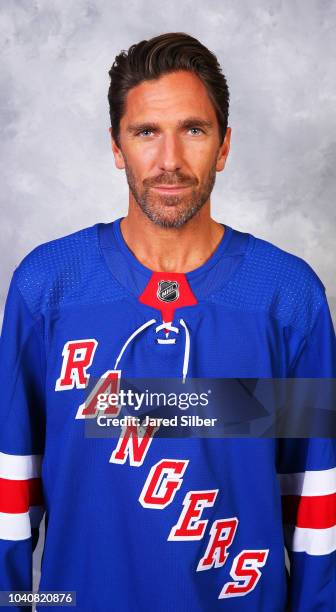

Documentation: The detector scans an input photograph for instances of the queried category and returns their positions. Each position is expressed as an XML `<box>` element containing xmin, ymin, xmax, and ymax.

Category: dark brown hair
<box><xmin>108</xmin><ymin>32</ymin><xmax>230</xmax><ymax>147</ymax></box>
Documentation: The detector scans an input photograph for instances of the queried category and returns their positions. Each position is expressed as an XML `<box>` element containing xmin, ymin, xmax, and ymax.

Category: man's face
<box><xmin>110</xmin><ymin>70</ymin><xmax>231</xmax><ymax>228</ymax></box>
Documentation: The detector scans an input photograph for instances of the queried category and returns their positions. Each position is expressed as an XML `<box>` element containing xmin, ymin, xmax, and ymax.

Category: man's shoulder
<box><xmin>216</xmin><ymin>230</ymin><xmax>326</xmax><ymax>336</ymax></box>
<box><xmin>249</xmin><ymin>232</ymin><xmax>325</xmax><ymax>291</ymax></box>
<box><xmin>13</xmin><ymin>223</ymin><xmax>103</xmax><ymax>316</ymax></box>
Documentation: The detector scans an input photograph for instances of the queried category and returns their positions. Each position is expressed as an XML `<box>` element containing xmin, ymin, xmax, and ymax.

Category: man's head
<box><xmin>108</xmin><ymin>32</ymin><xmax>231</xmax><ymax>228</ymax></box>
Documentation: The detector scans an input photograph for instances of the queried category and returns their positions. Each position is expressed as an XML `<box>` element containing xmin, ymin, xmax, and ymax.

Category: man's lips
<box><xmin>151</xmin><ymin>185</ymin><xmax>191</xmax><ymax>193</ymax></box>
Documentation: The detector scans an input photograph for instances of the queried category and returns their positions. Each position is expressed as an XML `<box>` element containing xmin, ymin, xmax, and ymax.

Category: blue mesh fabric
<box><xmin>206</xmin><ymin>236</ymin><xmax>326</xmax><ymax>337</ymax></box>
<box><xmin>14</xmin><ymin>225</ymin><xmax>129</xmax><ymax>317</ymax></box>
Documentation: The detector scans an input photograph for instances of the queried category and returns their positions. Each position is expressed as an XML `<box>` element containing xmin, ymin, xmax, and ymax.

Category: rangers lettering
<box><xmin>76</xmin><ymin>370</ymin><xmax>121</xmax><ymax>419</ymax></box>
<box><xmin>139</xmin><ymin>459</ymin><xmax>189</xmax><ymax>509</ymax></box>
<box><xmin>168</xmin><ymin>490</ymin><xmax>218</xmax><ymax>541</ymax></box>
<box><xmin>55</xmin><ymin>339</ymin><xmax>97</xmax><ymax>390</ymax></box>
<box><xmin>219</xmin><ymin>549</ymin><xmax>269</xmax><ymax>598</ymax></box>
<box><xmin>109</xmin><ymin>423</ymin><xmax>159</xmax><ymax>466</ymax></box>
<box><xmin>197</xmin><ymin>517</ymin><xmax>238</xmax><ymax>571</ymax></box>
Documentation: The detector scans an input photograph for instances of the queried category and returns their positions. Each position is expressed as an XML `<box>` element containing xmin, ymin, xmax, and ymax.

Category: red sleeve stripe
<box><xmin>282</xmin><ymin>493</ymin><xmax>336</xmax><ymax>529</ymax></box>
<box><xmin>0</xmin><ymin>477</ymin><xmax>43</xmax><ymax>513</ymax></box>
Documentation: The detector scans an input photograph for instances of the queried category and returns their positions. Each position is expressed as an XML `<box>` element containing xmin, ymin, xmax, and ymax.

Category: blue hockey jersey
<box><xmin>0</xmin><ymin>216</ymin><xmax>335</xmax><ymax>611</ymax></box>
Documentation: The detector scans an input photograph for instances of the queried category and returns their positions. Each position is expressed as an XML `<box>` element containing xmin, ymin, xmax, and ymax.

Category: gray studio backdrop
<box><xmin>0</xmin><ymin>0</ymin><xmax>335</xmax><ymax>591</ymax></box>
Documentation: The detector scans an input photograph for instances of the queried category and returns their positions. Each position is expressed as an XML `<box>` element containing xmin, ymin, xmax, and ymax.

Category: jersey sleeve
<box><xmin>277</xmin><ymin>295</ymin><xmax>336</xmax><ymax>611</ymax></box>
<box><xmin>0</xmin><ymin>271</ymin><xmax>46</xmax><ymax>610</ymax></box>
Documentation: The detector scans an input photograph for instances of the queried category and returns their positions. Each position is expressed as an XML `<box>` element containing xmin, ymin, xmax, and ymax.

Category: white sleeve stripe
<box><xmin>0</xmin><ymin>506</ymin><xmax>44</xmax><ymax>541</ymax></box>
<box><xmin>0</xmin><ymin>452</ymin><xmax>42</xmax><ymax>480</ymax></box>
<box><xmin>278</xmin><ymin>467</ymin><xmax>336</xmax><ymax>496</ymax></box>
<box><xmin>0</xmin><ymin>511</ymin><xmax>31</xmax><ymax>541</ymax></box>
<box><xmin>284</xmin><ymin>524</ymin><xmax>336</xmax><ymax>556</ymax></box>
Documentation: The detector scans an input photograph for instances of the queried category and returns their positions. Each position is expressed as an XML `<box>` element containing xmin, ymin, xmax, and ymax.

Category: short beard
<box><xmin>123</xmin><ymin>156</ymin><xmax>218</xmax><ymax>229</ymax></box>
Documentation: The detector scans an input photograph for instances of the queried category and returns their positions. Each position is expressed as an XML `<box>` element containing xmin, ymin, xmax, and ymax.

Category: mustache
<box><xmin>143</xmin><ymin>174</ymin><xmax>198</xmax><ymax>187</ymax></box>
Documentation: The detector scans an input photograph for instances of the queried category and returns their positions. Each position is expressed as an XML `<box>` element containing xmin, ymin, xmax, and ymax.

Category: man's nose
<box><xmin>157</xmin><ymin>133</ymin><xmax>184</xmax><ymax>172</ymax></box>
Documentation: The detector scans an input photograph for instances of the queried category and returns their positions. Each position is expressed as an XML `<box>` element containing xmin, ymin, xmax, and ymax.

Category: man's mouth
<box><xmin>151</xmin><ymin>185</ymin><xmax>191</xmax><ymax>194</ymax></box>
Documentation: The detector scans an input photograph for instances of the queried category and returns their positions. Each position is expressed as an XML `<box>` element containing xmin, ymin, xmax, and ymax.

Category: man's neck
<box><xmin>119</xmin><ymin>205</ymin><xmax>225</xmax><ymax>274</ymax></box>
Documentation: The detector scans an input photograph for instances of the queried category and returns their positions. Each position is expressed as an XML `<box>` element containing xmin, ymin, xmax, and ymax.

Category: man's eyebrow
<box><xmin>126</xmin><ymin>117</ymin><xmax>214</xmax><ymax>133</ymax></box>
<box><xmin>126</xmin><ymin>121</ymin><xmax>159</xmax><ymax>134</ymax></box>
<box><xmin>177</xmin><ymin>117</ymin><xmax>213</xmax><ymax>130</ymax></box>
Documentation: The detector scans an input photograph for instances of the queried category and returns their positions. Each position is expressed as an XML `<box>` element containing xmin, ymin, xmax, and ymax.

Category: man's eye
<box><xmin>137</xmin><ymin>129</ymin><xmax>154</xmax><ymax>137</ymax></box>
<box><xmin>189</xmin><ymin>127</ymin><xmax>204</xmax><ymax>135</ymax></box>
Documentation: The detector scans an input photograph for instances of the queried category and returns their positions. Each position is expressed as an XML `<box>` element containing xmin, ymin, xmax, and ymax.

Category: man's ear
<box><xmin>109</xmin><ymin>127</ymin><xmax>125</xmax><ymax>170</ymax></box>
<box><xmin>216</xmin><ymin>127</ymin><xmax>231</xmax><ymax>172</ymax></box>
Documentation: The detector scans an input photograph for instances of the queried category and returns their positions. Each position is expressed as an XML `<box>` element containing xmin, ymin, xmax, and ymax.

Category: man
<box><xmin>0</xmin><ymin>32</ymin><xmax>335</xmax><ymax>611</ymax></box>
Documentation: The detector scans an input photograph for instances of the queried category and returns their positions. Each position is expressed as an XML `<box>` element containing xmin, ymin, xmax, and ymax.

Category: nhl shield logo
<box><xmin>157</xmin><ymin>280</ymin><xmax>179</xmax><ymax>302</ymax></box>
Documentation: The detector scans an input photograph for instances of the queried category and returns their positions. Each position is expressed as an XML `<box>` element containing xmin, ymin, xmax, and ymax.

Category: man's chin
<box><xmin>141</xmin><ymin>204</ymin><xmax>197</xmax><ymax>229</ymax></box>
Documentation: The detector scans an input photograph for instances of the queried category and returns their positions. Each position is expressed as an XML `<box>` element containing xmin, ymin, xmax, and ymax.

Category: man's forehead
<box><xmin>122</xmin><ymin>71</ymin><xmax>217</xmax><ymax>121</ymax></box>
